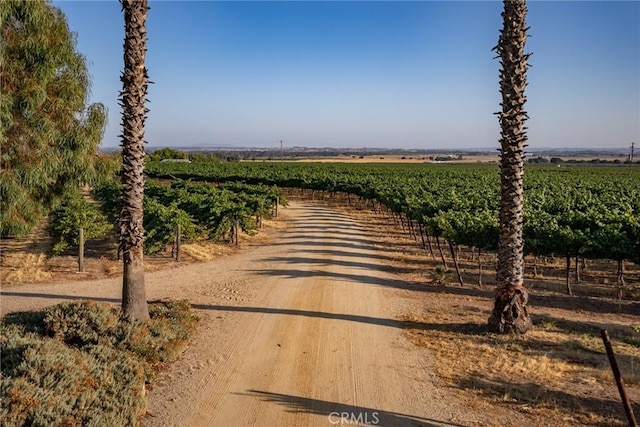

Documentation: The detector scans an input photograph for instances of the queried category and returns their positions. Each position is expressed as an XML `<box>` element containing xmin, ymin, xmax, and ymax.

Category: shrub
<box><xmin>1</xmin><ymin>300</ymin><xmax>198</xmax><ymax>427</ymax></box>
<box><xmin>124</xmin><ymin>299</ymin><xmax>198</xmax><ymax>364</ymax></box>
<box><xmin>43</xmin><ymin>300</ymin><xmax>120</xmax><ymax>347</ymax></box>
<box><xmin>1</xmin><ymin>332</ymin><xmax>146</xmax><ymax>427</ymax></box>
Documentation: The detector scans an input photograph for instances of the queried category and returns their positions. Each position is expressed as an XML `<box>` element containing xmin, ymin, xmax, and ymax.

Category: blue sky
<box><xmin>53</xmin><ymin>1</ymin><xmax>639</xmax><ymax>150</ymax></box>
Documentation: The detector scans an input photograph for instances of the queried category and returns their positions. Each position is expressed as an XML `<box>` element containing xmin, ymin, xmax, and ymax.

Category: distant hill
<box><xmin>100</xmin><ymin>145</ymin><xmax>632</xmax><ymax>160</ymax></box>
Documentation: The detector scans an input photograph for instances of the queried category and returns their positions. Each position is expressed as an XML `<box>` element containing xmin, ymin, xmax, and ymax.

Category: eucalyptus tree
<box><xmin>487</xmin><ymin>0</ymin><xmax>533</xmax><ymax>334</ymax></box>
<box><xmin>119</xmin><ymin>0</ymin><xmax>150</xmax><ymax>320</ymax></box>
<box><xmin>0</xmin><ymin>0</ymin><xmax>106</xmax><ymax>236</ymax></box>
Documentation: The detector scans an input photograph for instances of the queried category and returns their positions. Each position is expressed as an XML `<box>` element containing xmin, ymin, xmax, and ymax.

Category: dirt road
<box><xmin>1</xmin><ymin>202</ymin><xmax>473</xmax><ymax>426</ymax></box>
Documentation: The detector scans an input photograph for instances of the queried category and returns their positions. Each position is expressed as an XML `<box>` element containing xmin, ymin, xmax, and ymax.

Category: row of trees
<box><xmin>94</xmin><ymin>179</ymin><xmax>284</xmax><ymax>252</ymax></box>
<box><xmin>146</xmin><ymin>162</ymin><xmax>640</xmax><ymax>265</ymax></box>
<box><xmin>148</xmin><ymin>147</ymin><xmax>225</xmax><ymax>163</ymax></box>
<box><xmin>4</xmin><ymin>0</ymin><xmax>539</xmax><ymax>333</ymax></box>
<box><xmin>44</xmin><ymin>179</ymin><xmax>284</xmax><ymax>270</ymax></box>
<box><xmin>147</xmin><ymin>161</ymin><xmax>639</xmax><ymax>305</ymax></box>
<box><xmin>1</xmin><ymin>0</ymin><xmax>108</xmax><ymax>236</ymax></box>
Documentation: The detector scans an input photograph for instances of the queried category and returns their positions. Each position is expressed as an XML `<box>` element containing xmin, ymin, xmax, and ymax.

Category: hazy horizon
<box><xmin>54</xmin><ymin>1</ymin><xmax>639</xmax><ymax>151</ymax></box>
<box><xmin>99</xmin><ymin>143</ymin><xmax>633</xmax><ymax>155</ymax></box>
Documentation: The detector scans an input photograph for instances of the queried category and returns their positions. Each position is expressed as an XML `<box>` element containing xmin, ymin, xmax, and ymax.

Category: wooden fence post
<box><xmin>78</xmin><ymin>227</ymin><xmax>84</xmax><ymax>273</ymax></box>
<box><xmin>601</xmin><ymin>330</ymin><xmax>638</xmax><ymax>427</ymax></box>
<box><xmin>175</xmin><ymin>223</ymin><xmax>181</xmax><ymax>262</ymax></box>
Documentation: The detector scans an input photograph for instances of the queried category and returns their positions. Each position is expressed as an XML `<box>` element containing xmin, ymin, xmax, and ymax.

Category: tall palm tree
<box><xmin>488</xmin><ymin>0</ymin><xmax>532</xmax><ymax>334</ymax></box>
<box><xmin>119</xmin><ymin>0</ymin><xmax>150</xmax><ymax>321</ymax></box>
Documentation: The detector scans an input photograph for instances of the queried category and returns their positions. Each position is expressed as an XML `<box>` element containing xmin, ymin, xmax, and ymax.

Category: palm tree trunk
<box><xmin>119</xmin><ymin>0</ymin><xmax>150</xmax><ymax>321</ymax></box>
<box><xmin>487</xmin><ymin>0</ymin><xmax>532</xmax><ymax>334</ymax></box>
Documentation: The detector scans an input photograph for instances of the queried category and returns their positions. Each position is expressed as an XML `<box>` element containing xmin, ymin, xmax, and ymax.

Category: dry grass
<box><xmin>178</xmin><ymin>242</ymin><xmax>234</xmax><ymax>262</ymax></box>
<box><xmin>261</xmin><ymin>217</ymin><xmax>289</xmax><ymax>230</ymax></box>
<box><xmin>2</xmin><ymin>254</ymin><xmax>52</xmax><ymax>284</ymax></box>
<box><xmin>1</xmin><ymin>212</ymin><xmax>288</xmax><ymax>286</ymax></box>
<box><xmin>401</xmin><ymin>304</ymin><xmax>640</xmax><ymax>426</ymax></box>
<box><xmin>101</xmin><ymin>257</ymin><xmax>121</xmax><ymax>276</ymax></box>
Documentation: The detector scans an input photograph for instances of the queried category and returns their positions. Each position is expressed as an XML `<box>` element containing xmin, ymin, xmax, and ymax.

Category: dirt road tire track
<box><xmin>1</xmin><ymin>202</ymin><xmax>474</xmax><ymax>427</ymax></box>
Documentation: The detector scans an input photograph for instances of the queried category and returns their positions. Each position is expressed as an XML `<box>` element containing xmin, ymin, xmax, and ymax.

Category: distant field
<box><xmin>284</xmin><ymin>155</ymin><xmax>499</xmax><ymax>164</ymax></box>
<box><xmin>248</xmin><ymin>153</ymin><xmax>629</xmax><ymax>164</ymax></box>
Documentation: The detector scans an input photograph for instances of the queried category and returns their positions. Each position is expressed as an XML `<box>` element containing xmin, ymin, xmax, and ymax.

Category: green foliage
<box><xmin>622</xmin><ymin>325</ymin><xmax>640</xmax><ymax>348</ymax></box>
<box><xmin>94</xmin><ymin>153</ymin><xmax>122</xmax><ymax>186</ymax></box>
<box><xmin>1</xmin><ymin>0</ymin><xmax>107</xmax><ymax>236</ymax></box>
<box><xmin>146</xmin><ymin>161</ymin><xmax>640</xmax><ymax>264</ymax></box>
<box><xmin>47</xmin><ymin>192</ymin><xmax>112</xmax><ymax>256</ymax></box>
<box><xmin>1</xmin><ymin>300</ymin><xmax>198</xmax><ymax>427</ymax></box>
<box><xmin>146</xmin><ymin>180</ymin><xmax>252</xmax><ymax>242</ymax></box>
<box><xmin>143</xmin><ymin>198</ymin><xmax>196</xmax><ymax>255</ymax></box>
<box><xmin>431</xmin><ymin>267</ymin><xmax>453</xmax><ymax>284</ymax></box>
<box><xmin>41</xmin><ymin>300</ymin><xmax>198</xmax><ymax>364</ymax></box>
<box><xmin>149</xmin><ymin>147</ymin><xmax>188</xmax><ymax>162</ymax></box>
<box><xmin>91</xmin><ymin>179</ymin><xmax>284</xmax><ymax>254</ymax></box>
<box><xmin>43</xmin><ymin>300</ymin><xmax>121</xmax><ymax>347</ymax></box>
<box><xmin>188</xmin><ymin>152</ymin><xmax>223</xmax><ymax>163</ymax></box>
<box><xmin>1</xmin><ymin>329</ymin><xmax>146</xmax><ymax>427</ymax></box>
<box><xmin>129</xmin><ymin>300</ymin><xmax>199</xmax><ymax>363</ymax></box>
<box><xmin>92</xmin><ymin>180</ymin><xmax>121</xmax><ymax>222</ymax></box>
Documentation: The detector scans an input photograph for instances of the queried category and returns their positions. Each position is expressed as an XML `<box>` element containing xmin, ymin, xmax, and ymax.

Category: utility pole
<box><xmin>280</xmin><ymin>140</ymin><xmax>283</xmax><ymax>162</ymax></box>
<box><xmin>630</xmin><ymin>142</ymin><xmax>635</xmax><ymax>164</ymax></box>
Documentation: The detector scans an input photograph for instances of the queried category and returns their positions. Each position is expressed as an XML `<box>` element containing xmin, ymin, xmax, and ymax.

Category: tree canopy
<box><xmin>149</xmin><ymin>147</ymin><xmax>189</xmax><ymax>162</ymax></box>
<box><xmin>1</xmin><ymin>0</ymin><xmax>107</xmax><ymax>236</ymax></box>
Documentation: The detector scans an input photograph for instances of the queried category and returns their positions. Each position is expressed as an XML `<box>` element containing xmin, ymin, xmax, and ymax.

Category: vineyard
<box><xmin>92</xmin><ymin>179</ymin><xmax>284</xmax><ymax>255</ymax></box>
<box><xmin>146</xmin><ymin>161</ymin><xmax>640</xmax><ymax>297</ymax></box>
